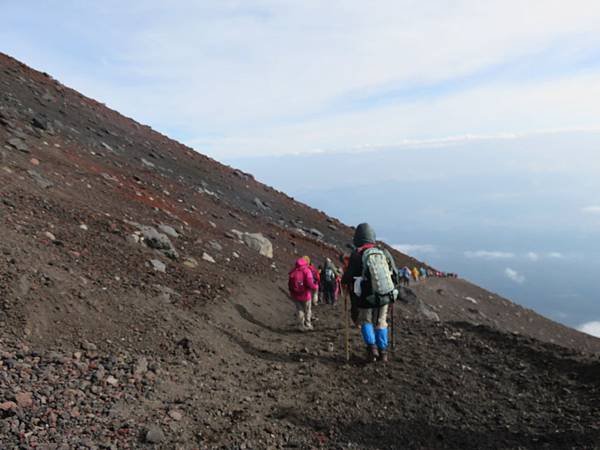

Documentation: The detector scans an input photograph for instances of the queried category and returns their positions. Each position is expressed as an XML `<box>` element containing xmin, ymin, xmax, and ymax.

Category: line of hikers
<box><xmin>397</xmin><ymin>265</ymin><xmax>457</xmax><ymax>286</ymax></box>
<box><xmin>288</xmin><ymin>222</ymin><xmax>401</xmax><ymax>363</ymax></box>
<box><xmin>288</xmin><ymin>256</ymin><xmax>343</xmax><ymax>330</ymax></box>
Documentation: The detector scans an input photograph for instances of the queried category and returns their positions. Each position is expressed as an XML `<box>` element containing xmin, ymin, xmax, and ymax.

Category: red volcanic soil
<box><xmin>1</xmin><ymin>53</ymin><xmax>599</xmax><ymax>449</ymax></box>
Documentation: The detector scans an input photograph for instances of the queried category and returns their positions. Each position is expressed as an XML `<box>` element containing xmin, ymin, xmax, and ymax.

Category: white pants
<box><xmin>358</xmin><ymin>304</ymin><xmax>389</xmax><ymax>329</ymax></box>
<box><xmin>312</xmin><ymin>289</ymin><xmax>319</xmax><ymax>305</ymax></box>
<box><xmin>294</xmin><ymin>299</ymin><xmax>312</xmax><ymax>327</ymax></box>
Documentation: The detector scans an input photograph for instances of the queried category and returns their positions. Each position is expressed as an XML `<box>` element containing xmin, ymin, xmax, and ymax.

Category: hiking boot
<box><xmin>366</xmin><ymin>345</ymin><xmax>379</xmax><ymax>363</ymax></box>
<box><xmin>305</xmin><ymin>322</ymin><xmax>314</xmax><ymax>330</ymax></box>
<box><xmin>379</xmin><ymin>350</ymin><xmax>388</xmax><ymax>363</ymax></box>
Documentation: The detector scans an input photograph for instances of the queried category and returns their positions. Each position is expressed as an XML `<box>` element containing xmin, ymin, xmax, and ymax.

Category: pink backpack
<box><xmin>288</xmin><ymin>268</ymin><xmax>306</xmax><ymax>295</ymax></box>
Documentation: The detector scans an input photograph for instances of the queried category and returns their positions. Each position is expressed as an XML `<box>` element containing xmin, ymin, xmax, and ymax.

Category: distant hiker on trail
<box><xmin>400</xmin><ymin>266</ymin><xmax>411</xmax><ymax>286</ymax></box>
<box><xmin>342</xmin><ymin>223</ymin><xmax>398</xmax><ymax>362</ymax></box>
<box><xmin>321</xmin><ymin>257</ymin><xmax>339</xmax><ymax>305</ymax></box>
<box><xmin>288</xmin><ymin>257</ymin><xmax>319</xmax><ymax>331</ymax></box>
<box><xmin>303</xmin><ymin>256</ymin><xmax>320</xmax><ymax>306</ymax></box>
<box><xmin>420</xmin><ymin>266</ymin><xmax>427</xmax><ymax>279</ymax></box>
<box><xmin>412</xmin><ymin>266</ymin><xmax>420</xmax><ymax>282</ymax></box>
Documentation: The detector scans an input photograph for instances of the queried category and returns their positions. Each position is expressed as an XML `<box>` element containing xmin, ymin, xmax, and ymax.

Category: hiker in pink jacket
<box><xmin>288</xmin><ymin>257</ymin><xmax>319</xmax><ymax>330</ymax></box>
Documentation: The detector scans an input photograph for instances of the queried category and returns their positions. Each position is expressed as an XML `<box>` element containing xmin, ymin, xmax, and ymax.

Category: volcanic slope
<box><xmin>1</xmin><ymin>52</ymin><xmax>599</xmax><ymax>449</ymax></box>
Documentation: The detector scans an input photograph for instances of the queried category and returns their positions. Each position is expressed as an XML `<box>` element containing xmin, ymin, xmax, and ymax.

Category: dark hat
<box><xmin>353</xmin><ymin>222</ymin><xmax>376</xmax><ymax>247</ymax></box>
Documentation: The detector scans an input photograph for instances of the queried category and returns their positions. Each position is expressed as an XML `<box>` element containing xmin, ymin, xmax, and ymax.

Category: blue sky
<box><xmin>3</xmin><ymin>1</ymin><xmax>600</xmax><ymax>335</ymax></box>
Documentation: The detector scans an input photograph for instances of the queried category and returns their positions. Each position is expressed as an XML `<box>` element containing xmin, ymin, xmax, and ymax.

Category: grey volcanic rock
<box><xmin>158</xmin><ymin>224</ymin><xmax>178</xmax><ymax>238</ymax></box>
<box><xmin>242</xmin><ymin>232</ymin><xmax>273</xmax><ymax>258</ymax></box>
<box><xmin>150</xmin><ymin>259</ymin><xmax>166</xmax><ymax>272</ymax></box>
<box><xmin>141</xmin><ymin>226</ymin><xmax>179</xmax><ymax>259</ymax></box>
<box><xmin>145</xmin><ymin>425</ymin><xmax>165</xmax><ymax>443</ymax></box>
<box><xmin>7</xmin><ymin>137</ymin><xmax>28</xmax><ymax>152</ymax></box>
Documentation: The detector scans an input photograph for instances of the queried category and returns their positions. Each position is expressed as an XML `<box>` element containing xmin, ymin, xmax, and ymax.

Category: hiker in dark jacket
<box><xmin>342</xmin><ymin>223</ymin><xmax>398</xmax><ymax>362</ymax></box>
<box><xmin>321</xmin><ymin>257</ymin><xmax>338</xmax><ymax>305</ymax></box>
<box><xmin>400</xmin><ymin>266</ymin><xmax>411</xmax><ymax>286</ymax></box>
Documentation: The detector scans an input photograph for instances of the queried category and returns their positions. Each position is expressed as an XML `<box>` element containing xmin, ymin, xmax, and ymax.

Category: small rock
<box><xmin>15</xmin><ymin>392</ymin><xmax>33</xmax><ymax>408</ymax></box>
<box><xmin>0</xmin><ymin>401</ymin><xmax>17</xmax><ymax>411</ymax></box>
<box><xmin>30</xmin><ymin>158</ymin><xmax>40</xmax><ymax>166</ymax></box>
<box><xmin>309</xmin><ymin>228</ymin><xmax>324</xmax><ymax>239</ymax></box>
<box><xmin>158</xmin><ymin>224</ymin><xmax>178</xmax><ymax>238</ymax></box>
<box><xmin>292</xmin><ymin>228</ymin><xmax>307</xmax><ymax>237</ymax></box>
<box><xmin>168</xmin><ymin>410</ymin><xmax>183</xmax><ymax>421</ymax></box>
<box><xmin>126</xmin><ymin>234</ymin><xmax>140</xmax><ymax>244</ymax></box>
<box><xmin>208</xmin><ymin>240</ymin><xmax>223</xmax><ymax>252</ymax></box>
<box><xmin>141</xmin><ymin>226</ymin><xmax>178</xmax><ymax>259</ymax></box>
<box><xmin>202</xmin><ymin>252</ymin><xmax>216</xmax><ymax>264</ymax></box>
<box><xmin>150</xmin><ymin>259</ymin><xmax>166</xmax><ymax>273</ymax></box>
<box><xmin>134</xmin><ymin>357</ymin><xmax>148</xmax><ymax>375</ymax></box>
<box><xmin>145</xmin><ymin>425</ymin><xmax>165</xmax><ymax>444</ymax></box>
<box><xmin>229</xmin><ymin>229</ymin><xmax>244</xmax><ymax>240</ymax></box>
<box><xmin>28</xmin><ymin>170</ymin><xmax>53</xmax><ymax>189</ymax></box>
<box><xmin>79</xmin><ymin>224</ymin><xmax>88</xmax><ymax>231</ymax></box>
<box><xmin>31</xmin><ymin>116</ymin><xmax>46</xmax><ymax>129</ymax></box>
<box><xmin>46</xmin><ymin>351</ymin><xmax>65</xmax><ymax>363</ymax></box>
<box><xmin>232</xmin><ymin>252</ymin><xmax>240</xmax><ymax>259</ymax></box>
<box><xmin>81</xmin><ymin>341</ymin><xmax>97</xmax><ymax>351</ymax></box>
<box><xmin>141</xmin><ymin>158</ymin><xmax>155</xmax><ymax>168</ymax></box>
<box><xmin>253</xmin><ymin>197</ymin><xmax>268</xmax><ymax>210</ymax></box>
<box><xmin>183</xmin><ymin>257</ymin><xmax>198</xmax><ymax>269</ymax></box>
<box><xmin>105</xmin><ymin>376</ymin><xmax>118</xmax><ymax>387</ymax></box>
<box><xmin>44</xmin><ymin>231</ymin><xmax>56</xmax><ymax>241</ymax></box>
<box><xmin>7</xmin><ymin>137</ymin><xmax>29</xmax><ymax>152</ymax></box>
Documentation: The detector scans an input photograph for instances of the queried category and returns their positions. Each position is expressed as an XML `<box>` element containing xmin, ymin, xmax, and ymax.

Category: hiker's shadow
<box><xmin>234</xmin><ymin>294</ymin><xmax>343</xmax><ymax>335</ymax></box>
<box><xmin>233</xmin><ymin>303</ymin><xmax>296</xmax><ymax>336</ymax></box>
<box><xmin>216</xmin><ymin>323</ymin><xmax>348</xmax><ymax>367</ymax></box>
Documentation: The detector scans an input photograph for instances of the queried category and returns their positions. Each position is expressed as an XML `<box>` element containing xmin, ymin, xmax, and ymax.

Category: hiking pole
<box><xmin>391</xmin><ymin>302</ymin><xmax>395</xmax><ymax>353</ymax></box>
<box><xmin>344</xmin><ymin>291</ymin><xmax>350</xmax><ymax>362</ymax></box>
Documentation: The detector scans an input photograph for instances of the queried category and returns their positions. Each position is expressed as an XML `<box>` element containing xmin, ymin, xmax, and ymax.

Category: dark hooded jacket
<box><xmin>342</xmin><ymin>223</ymin><xmax>397</xmax><ymax>308</ymax></box>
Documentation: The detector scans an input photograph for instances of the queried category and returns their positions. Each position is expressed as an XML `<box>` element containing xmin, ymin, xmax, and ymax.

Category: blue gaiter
<box><xmin>375</xmin><ymin>327</ymin><xmax>388</xmax><ymax>350</ymax></box>
<box><xmin>361</xmin><ymin>323</ymin><xmax>376</xmax><ymax>345</ymax></box>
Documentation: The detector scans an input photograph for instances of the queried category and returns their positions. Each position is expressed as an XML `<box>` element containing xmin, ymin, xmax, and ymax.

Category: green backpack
<box><xmin>361</xmin><ymin>247</ymin><xmax>397</xmax><ymax>306</ymax></box>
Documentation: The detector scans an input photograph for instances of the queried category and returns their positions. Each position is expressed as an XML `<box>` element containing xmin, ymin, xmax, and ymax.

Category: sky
<box><xmin>3</xmin><ymin>1</ymin><xmax>600</xmax><ymax>156</ymax></box>
<box><xmin>3</xmin><ymin>1</ymin><xmax>600</xmax><ymax>336</ymax></box>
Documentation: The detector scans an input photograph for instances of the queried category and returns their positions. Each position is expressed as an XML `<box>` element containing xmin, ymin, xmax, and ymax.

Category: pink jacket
<box><xmin>289</xmin><ymin>258</ymin><xmax>319</xmax><ymax>302</ymax></box>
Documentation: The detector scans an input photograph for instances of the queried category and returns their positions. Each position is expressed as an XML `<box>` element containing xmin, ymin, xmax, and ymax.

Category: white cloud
<box><xmin>578</xmin><ymin>321</ymin><xmax>600</xmax><ymax>338</ymax></box>
<box><xmin>523</xmin><ymin>251</ymin><xmax>564</xmax><ymax>261</ymax></box>
<box><xmin>392</xmin><ymin>244</ymin><xmax>437</xmax><ymax>255</ymax></box>
<box><xmin>582</xmin><ymin>206</ymin><xmax>600</xmax><ymax>214</ymax></box>
<box><xmin>4</xmin><ymin>1</ymin><xmax>600</xmax><ymax>157</ymax></box>
<box><xmin>465</xmin><ymin>250</ymin><xmax>515</xmax><ymax>260</ymax></box>
<box><xmin>505</xmin><ymin>268</ymin><xmax>525</xmax><ymax>284</ymax></box>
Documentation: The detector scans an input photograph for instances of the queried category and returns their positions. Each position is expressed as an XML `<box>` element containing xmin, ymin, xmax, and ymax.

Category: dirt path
<box><xmin>146</xmin><ymin>277</ymin><xmax>600</xmax><ymax>449</ymax></box>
